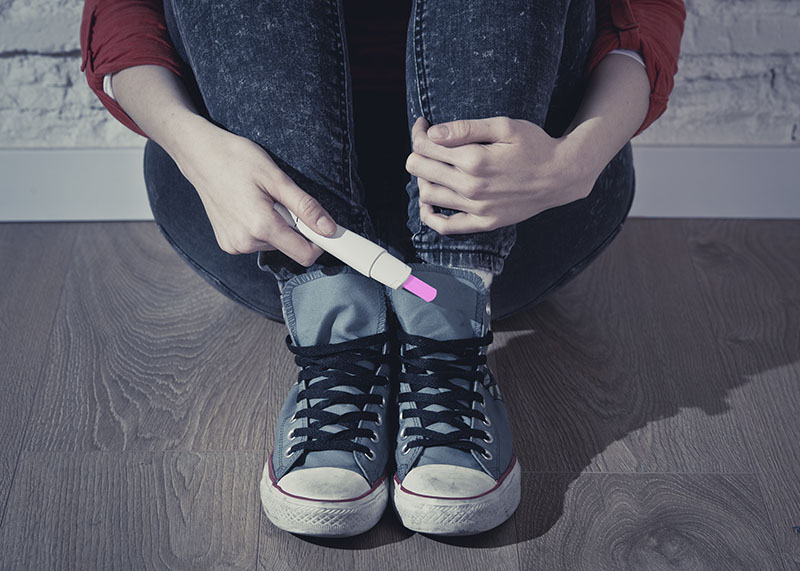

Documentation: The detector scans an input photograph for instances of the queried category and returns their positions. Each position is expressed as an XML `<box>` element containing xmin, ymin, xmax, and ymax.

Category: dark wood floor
<box><xmin>0</xmin><ymin>219</ymin><xmax>798</xmax><ymax>570</ymax></box>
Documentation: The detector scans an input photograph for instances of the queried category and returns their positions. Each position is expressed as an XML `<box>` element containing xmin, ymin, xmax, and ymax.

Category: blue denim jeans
<box><xmin>144</xmin><ymin>0</ymin><xmax>635</xmax><ymax>322</ymax></box>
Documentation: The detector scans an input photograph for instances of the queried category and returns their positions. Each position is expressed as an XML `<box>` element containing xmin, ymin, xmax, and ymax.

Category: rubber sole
<box><xmin>259</xmin><ymin>461</ymin><xmax>389</xmax><ymax>537</ymax></box>
<box><xmin>392</xmin><ymin>458</ymin><xmax>521</xmax><ymax>535</ymax></box>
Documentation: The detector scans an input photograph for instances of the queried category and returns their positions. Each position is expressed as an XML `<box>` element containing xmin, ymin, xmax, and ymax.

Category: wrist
<box><xmin>161</xmin><ymin>111</ymin><xmax>218</xmax><ymax>176</ymax></box>
<box><xmin>555</xmin><ymin>52</ymin><xmax>650</xmax><ymax>194</ymax></box>
<box><xmin>555</xmin><ymin>127</ymin><xmax>607</xmax><ymax>198</ymax></box>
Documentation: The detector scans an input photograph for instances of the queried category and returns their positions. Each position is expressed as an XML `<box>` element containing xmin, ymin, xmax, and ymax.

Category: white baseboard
<box><xmin>1</xmin><ymin>146</ymin><xmax>798</xmax><ymax>221</ymax></box>
<box><xmin>629</xmin><ymin>146</ymin><xmax>800</xmax><ymax>219</ymax></box>
<box><xmin>0</xmin><ymin>147</ymin><xmax>153</xmax><ymax>222</ymax></box>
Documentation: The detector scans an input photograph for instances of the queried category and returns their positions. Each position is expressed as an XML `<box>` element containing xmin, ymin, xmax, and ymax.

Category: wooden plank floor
<box><xmin>0</xmin><ymin>219</ymin><xmax>797</xmax><ymax>570</ymax></box>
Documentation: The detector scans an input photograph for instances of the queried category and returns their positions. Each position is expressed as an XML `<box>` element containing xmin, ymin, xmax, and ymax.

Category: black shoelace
<box><xmin>397</xmin><ymin>329</ymin><xmax>494</xmax><ymax>456</ymax></box>
<box><xmin>284</xmin><ymin>331</ymin><xmax>390</xmax><ymax>457</ymax></box>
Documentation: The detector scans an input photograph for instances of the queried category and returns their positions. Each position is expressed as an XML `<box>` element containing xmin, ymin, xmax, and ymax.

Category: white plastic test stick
<box><xmin>273</xmin><ymin>202</ymin><xmax>412</xmax><ymax>290</ymax></box>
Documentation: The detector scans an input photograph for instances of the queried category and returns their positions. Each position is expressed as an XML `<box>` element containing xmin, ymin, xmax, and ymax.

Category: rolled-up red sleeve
<box><xmin>80</xmin><ymin>0</ymin><xmax>186</xmax><ymax>138</ymax></box>
<box><xmin>586</xmin><ymin>0</ymin><xmax>686</xmax><ymax>137</ymax></box>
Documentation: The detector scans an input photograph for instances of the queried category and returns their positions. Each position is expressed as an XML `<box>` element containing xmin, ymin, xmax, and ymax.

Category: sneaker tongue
<box><xmin>282</xmin><ymin>269</ymin><xmax>387</xmax><ymax>346</ymax></box>
<box><xmin>413</xmin><ymin>367</ymin><xmax>479</xmax><ymax>470</ymax></box>
<box><xmin>301</xmin><ymin>385</ymin><xmax>362</xmax><ymax>471</ymax></box>
<box><xmin>300</xmin><ymin>384</ymin><xmax>367</xmax><ymax>472</ymax></box>
<box><xmin>390</xmin><ymin>265</ymin><xmax>491</xmax><ymax>469</ymax></box>
<box><xmin>281</xmin><ymin>268</ymin><xmax>387</xmax><ymax>472</ymax></box>
<box><xmin>390</xmin><ymin>266</ymin><xmax>488</xmax><ymax>340</ymax></box>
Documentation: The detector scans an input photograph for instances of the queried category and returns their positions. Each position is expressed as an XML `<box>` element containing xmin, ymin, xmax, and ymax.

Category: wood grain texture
<box><xmin>21</xmin><ymin>223</ymin><xmax>283</xmax><ymax>452</ymax></box>
<box><xmin>0</xmin><ymin>451</ymin><xmax>260</xmax><ymax>570</ymax></box>
<box><xmin>258</xmin><ymin>515</ymin><xmax>356</xmax><ymax>571</ymax></box>
<box><xmin>516</xmin><ymin>473</ymin><xmax>784</xmax><ymax>571</ymax></box>
<box><xmin>683</xmin><ymin>219</ymin><xmax>800</xmax><ymax>570</ymax></box>
<box><xmin>2</xmin><ymin>219</ymin><xmax>797</xmax><ymax>568</ymax></box>
<box><xmin>754</xmin><ymin>471</ymin><xmax>800</xmax><ymax>571</ymax></box>
<box><xmin>0</xmin><ymin>223</ymin><xmax>77</xmax><ymax>519</ymax></box>
<box><xmin>367</xmin><ymin>527</ymin><xmax>521</xmax><ymax>571</ymax></box>
<box><xmin>492</xmin><ymin>219</ymin><xmax>754</xmax><ymax>474</ymax></box>
<box><xmin>362</xmin><ymin>516</ymin><xmax>519</xmax><ymax>571</ymax></box>
<box><xmin>258</xmin><ymin>509</ymin><xmax>520</xmax><ymax>571</ymax></box>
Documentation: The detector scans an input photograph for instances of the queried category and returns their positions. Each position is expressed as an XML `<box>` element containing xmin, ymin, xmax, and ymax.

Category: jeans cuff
<box><xmin>257</xmin><ymin>250</ymin><xmax>300</xmax><ymax>287</ymax></box>
<box><xmin>414</xmin><ymin>248</ymin><xmax>504</xmax><ymax>275</ymax></box>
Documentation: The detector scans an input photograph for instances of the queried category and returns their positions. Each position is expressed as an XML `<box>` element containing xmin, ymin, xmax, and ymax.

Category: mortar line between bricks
<box><xmin>0</xmin><ymin>49</ymin><xmax>81</xmax><ymax>58</ymax></box>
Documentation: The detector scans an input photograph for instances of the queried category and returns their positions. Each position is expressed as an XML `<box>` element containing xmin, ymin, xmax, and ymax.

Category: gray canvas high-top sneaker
<box><xmin>260</xmin><ymin>266</ymin><xmax>393</xmax><ymax>537</ymax></box>
<box><xmin>387</xmin><ymin>263</ymin><xmax>521</xmax><ymax>535</ymax></box>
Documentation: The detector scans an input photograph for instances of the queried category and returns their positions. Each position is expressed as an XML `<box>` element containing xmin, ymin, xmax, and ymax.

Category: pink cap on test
<box><xmin>401</xmin><ymin>274</ymin><xmax>437</xmax><ymax>302</ymax></box>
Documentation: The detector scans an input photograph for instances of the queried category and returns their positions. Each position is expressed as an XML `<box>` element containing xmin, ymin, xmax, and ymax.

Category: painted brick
<box><xmin>0</xmin><ymin>0</ymin><xmax>84</xmax><ymax>53</ymax></box>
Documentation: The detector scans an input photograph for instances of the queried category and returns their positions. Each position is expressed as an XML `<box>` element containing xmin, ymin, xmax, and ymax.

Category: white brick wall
<box><xmin>0</xmin><ymin>0</ymin><xmax>799</xmax><ymax>148</ymax></box>
<box><xmin>637</xmin><ymin>0</ymin><xmax>800</xmax><ymax>145</ymax></box>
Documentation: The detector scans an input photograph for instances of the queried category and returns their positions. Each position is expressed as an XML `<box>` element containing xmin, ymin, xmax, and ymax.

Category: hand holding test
<box><xmin>272</xmin><ymin>202</ymin><xmax>436</xmax><ymax>302</ymax></box>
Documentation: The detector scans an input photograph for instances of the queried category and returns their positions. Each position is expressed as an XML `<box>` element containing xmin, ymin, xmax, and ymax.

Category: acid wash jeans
<box><xmin>143</xmin><ymin>0</ymin><xmax>635</xmax><ymax>323</ymax></box>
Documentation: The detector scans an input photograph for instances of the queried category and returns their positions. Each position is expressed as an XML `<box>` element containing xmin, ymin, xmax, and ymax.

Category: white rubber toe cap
<box><xmin>401</xmin><ymin>464</ymin><xmax>496</xmax><ymax>498</ymax></box>
<box><xmin>277</xmin><ymin>467</ymin><xmax>370</xmax><ymax>501</ymax></box>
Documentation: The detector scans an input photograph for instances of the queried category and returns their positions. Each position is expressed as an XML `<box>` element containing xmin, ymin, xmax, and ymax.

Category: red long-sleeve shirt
<box><xmin>80</xmin><ymin>0</ymin><xmax>685</xmax><ymax>139</ymax></box>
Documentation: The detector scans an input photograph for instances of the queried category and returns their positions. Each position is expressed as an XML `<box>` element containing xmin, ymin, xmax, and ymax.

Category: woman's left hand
<box><xmin>405</xmin><ymin>116</ymin><xmax>597</xmax><ymax>234</ymax></box>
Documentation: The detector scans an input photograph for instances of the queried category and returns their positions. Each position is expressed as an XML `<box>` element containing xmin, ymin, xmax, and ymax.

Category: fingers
<box><xmin>418</xmin><ymin>178</ymin><xmax>484</xmax><ymax>214</ymax></box>
<box><xmin>272</xmin><ymin>174</ymin><xmax>337</xmax><ymax>237</ymax></box>
<box><xmin>259</xmin><ymin>207</ymin><xmax>326</xmax><ymax>266</ymax></box>
<box><xmin>407</xmin><ymin>152</ymin><xmax>485</xmax><ymax>199</ymax></box>
<box><xmin>256</xmin><ymin>171</ymin><xmax>334</xmax><ymax>265</ymax></box>
<box><xmin>410</xmin><ymin>116</ymin><xmax>457</xmax><ymax>164</ymax></box>
<box><xmin>420</xmin><ymin>204</ymin><xmax>498</xmax><ymax>235</ymax></box>
<box><xmin>220</xmin><ymin>197</ymin><xmax>323</xmax><ymax>266</ymax></box>
<box><xmin>410</xmin><ymin>117</ymin><xmax>489</xmax><ymax>174</ymax></box>
<box><xmin>426</xmin><ymin>116</ymin><xmax>517</xmax><ymax>146</ymax></box>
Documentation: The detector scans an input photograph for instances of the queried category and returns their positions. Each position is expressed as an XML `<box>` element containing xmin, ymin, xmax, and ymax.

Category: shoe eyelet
<box><xmin>364</xmin><ymin>449</ymin><xmax>375</xmax><ymax>461</ymax></box>
<box><xmin>480</xmin><ymin>449</ymin><xmax>493</xmax><ymax>461</ymax></box>
<box><xmin>380</xmin><ymin>396</ymin><xmax>386</xmax><ymax>407</ymax></box>
<box><xmin>482</xmin><ymin>431</ymin><xmax>493</xmax><ymax>444</ymax></box>
<box><xmin>401</xmin><ymin>443</ymin><xmax>411</xmax><ymax>455</ymax></box>
<box><xmin>374</xmin><ymin>413</ymin><xmax>382</xmax><ymax>426</ymax></box>
<box><xmin>400</xmin><ymin>427</ymin><xmax>408</xmax><ymax>439</ymax></box>
<box><xmin>482</xmin><ymin>415</ymin><xmax>491</xmax><ymax>427</ymax></box>
<box><xmin>288</xmin><ymin>429</ymin><xmax>297</xmax><ymax>440</ymax></box>
<box><xmin>477</xmin><ymin>398</ymin><xmax>486</xmax><ymax>409</ymax></box>
<box><xmin>369</xmin><ymin>430</ymin><xmax>379</xmax><ymax>443</ymax></box>
<box><xmin>284</xmin><ymin>446</ymin><xmax>295</xmax><ymax>458</ymax></box>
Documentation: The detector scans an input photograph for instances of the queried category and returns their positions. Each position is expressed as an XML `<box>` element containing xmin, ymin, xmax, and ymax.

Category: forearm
<box><xmin>111</xmin><ymin>65</ymin><xmax>211</xmax><ymax>168</ymax></box>
<box><xmin>561</xmin><ymin>53</ymin><xmax>651</xmax><ymax>182</ymax></box>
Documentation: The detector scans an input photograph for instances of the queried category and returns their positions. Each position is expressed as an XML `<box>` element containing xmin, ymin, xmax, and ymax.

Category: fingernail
<box><xmin>316</xmin><ymin>215</ymin><xmax>336</xmax><ymax>235</ymax></box>
<box><xmin>429</xmin><ymin>125</ymin><xmax>449</xmax><ymax>139</ymax></box>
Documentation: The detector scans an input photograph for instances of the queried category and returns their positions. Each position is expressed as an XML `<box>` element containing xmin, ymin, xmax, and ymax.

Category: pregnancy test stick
<box><xmin>273</xmin><ymin>202</ymin><xmax>436</xmax><ymax>302</ymax></box>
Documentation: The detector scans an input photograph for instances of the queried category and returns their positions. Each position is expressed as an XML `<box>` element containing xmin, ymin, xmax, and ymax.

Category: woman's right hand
<box><xmin>109</xmin><ymin>65</ymin><xmax>334</xmax><ymax>265</ymax></box>
<box><xmin>172</xmin><ymin>114</ymin><xmax>337</xmax><ymax>266</ymax></box>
